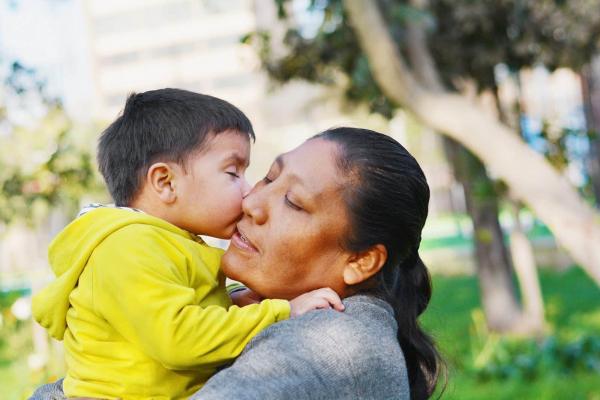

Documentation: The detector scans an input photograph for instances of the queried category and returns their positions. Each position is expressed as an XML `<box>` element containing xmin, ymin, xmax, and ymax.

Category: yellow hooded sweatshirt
<box><xmin>32</xmin><ymin>207</ymin><xmax>290</xmax><ymax>400</ymax></box>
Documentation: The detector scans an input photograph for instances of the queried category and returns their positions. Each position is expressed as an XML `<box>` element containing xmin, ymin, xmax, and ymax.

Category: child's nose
<box><xmin>241</xmin><ymin>178</ymin><xmax>252</xmax><ymax>198</ymax></box>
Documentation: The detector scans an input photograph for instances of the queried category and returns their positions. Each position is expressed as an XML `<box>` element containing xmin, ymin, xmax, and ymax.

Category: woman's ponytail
<box><xmin>313</xmin><ymin>127</ymin><xmax>446</xmax><ymax>398</ymax></box>
<box><xmin>395</xmin><ymin>255</ymin><xmax>445</xmax><ymax>399</ymax></box>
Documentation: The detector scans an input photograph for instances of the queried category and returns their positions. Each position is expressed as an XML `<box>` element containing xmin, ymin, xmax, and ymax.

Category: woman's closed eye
<box><xmin>227</xmin><ymin>172</ymin><xmax>240</xmax><ymax>178</ymax></box>
<box><xmin>285</xmin><ymin>196</ymin><xmax>302</xmax><ymax>211</ymax></box>
<box><xmin>261</xmin><ymin>175</ymin><xmax>302</xmax><ymax>211</ymax></box>
<box><xmin>262</xmin><ymin>170</ymin><xmax>277</xmax><ymax>184</ymax></box>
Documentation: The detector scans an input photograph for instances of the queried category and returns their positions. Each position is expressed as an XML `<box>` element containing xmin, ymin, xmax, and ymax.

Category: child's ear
<box><xmin>343</xmin><ymin>244</ymin><xmax>387</xmax><ymax>286</ymax></box>
<box><xmin>147</xmin><ymin>163</ymin><xmax>177</xmax><ymax>204</ymax></box>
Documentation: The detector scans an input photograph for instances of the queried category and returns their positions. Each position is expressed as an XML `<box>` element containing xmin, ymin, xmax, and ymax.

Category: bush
<box><xmin>470</xmin><ymin>330</ymin><xmax>600</xmax><ymax>381</ymax></box>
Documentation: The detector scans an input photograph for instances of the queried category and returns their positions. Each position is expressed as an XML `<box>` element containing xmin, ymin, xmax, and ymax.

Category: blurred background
<box><xmin>1</xmin><ymin>0</ymin><xmax>600</xmax><ymax>399</ymax></box>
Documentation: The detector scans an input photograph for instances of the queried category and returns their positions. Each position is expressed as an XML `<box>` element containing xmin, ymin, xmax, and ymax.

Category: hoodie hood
<box><xmin>32</xmin><ymin>207</ymin><xmax>196</xmax><ymax>340</ymax></box>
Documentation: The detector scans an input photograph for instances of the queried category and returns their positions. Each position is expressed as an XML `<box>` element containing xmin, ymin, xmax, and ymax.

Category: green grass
<box><xmin>422</xmin><ymin>268</ymin><xmax>600</xmax><ymax>399</ymax></box>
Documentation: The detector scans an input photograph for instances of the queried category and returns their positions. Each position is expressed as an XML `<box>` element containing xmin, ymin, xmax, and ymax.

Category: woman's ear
<box><xmin>147</xmin><ymin>162</ymin><xmax>177</xmax><ymax>204</ymax></box>
<box><xmin>343</xmin><ymin>244</ymin><xmax>387</xmax><ymax>286</ymax></box>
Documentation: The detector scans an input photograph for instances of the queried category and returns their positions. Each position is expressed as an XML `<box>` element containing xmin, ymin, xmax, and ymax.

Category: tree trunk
<box><xmin>404</xmin><ymin>5</ymin><xmax>524</xmax><ymax>332</ymax></box>
<box><xmin>445</xmin><ymin>139</ymin><xmax>523</xmax><ymax>331</ymax></box>
<box><xmin>581</xmin><ymin>60</ymin><xmax>600</xmax><ymax>207</ymax></box>
<box><xmin>490</xmin><ymin>82</ymin><xmax>546</xmax><ymax>334</ymax></box>
<box><xmin>343</xmin><ymin>0</ymin><xmax>600</xmax><ymax>284</ymax></box>
<box><xmin>510</xmin><ymin>202</ymin><xmax>545</xmax><ymax>334</ymax></box>
<box><xmin>499</xmin><ymin>82</ymin><xmax>546</xmax><ymax>334</ymax></box>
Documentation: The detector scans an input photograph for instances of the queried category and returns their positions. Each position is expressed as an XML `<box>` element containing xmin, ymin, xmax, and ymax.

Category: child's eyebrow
<box><xmin>223</xmin><ymin>153</ymin><xmax>250</xmax><ymax>168</ymax></box>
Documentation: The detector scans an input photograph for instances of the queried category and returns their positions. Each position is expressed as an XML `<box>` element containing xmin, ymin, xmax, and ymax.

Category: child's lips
<box><xmin>232</xmin><ymin>230</ymin><xmax>259</xmax><ymax>253</ymax></box>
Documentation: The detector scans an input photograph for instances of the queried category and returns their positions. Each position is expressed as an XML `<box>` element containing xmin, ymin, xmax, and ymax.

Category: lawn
<box><xmin>1</xmin><ymin>268</ymin><xmax>599</xmax><ymax>399</ymax></box>
<box><xmin>422</xmin><ymin>268</ymin><xmax>600</xmax><ymax>399</ymax></box>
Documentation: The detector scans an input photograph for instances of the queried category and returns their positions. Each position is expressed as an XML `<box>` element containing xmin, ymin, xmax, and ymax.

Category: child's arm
<box><xmin>230</xmin><ymin>288</ymin><xmax>262</xmax><ymax>307</ymax></box>
<box><xmin>90</xmin><ymin>226</ymin><xmax>342</xmax><ymax>370</ymax></box>
<box><xmin>90</xmin><ymin>226</ymin><xmax>285</xmax><ymax>369</ymax></box>
<box><xmin>227</xmin><ymin>282</ymin><xmax>262</xmax><ymax>307</ymax></box>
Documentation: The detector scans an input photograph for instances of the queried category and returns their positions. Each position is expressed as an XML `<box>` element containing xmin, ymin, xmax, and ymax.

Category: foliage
<box><xmin>243</xmin><ymin>0</ymin><xmax>600</xmax><ymax>181</ymax></box>
<box><xmin>0</xmin><ymin>290</ymin><xmax>64</xmax><ymax>400</ymax></box>
<box><xmin>244</xmin><ymin>0</ymin><xmax>600</xmax><ymax>113</ymax></box>
<box><xmin>428</xmin><ymin>0</ymin><xmax>600</xmax><ymax>90</ymax></box>
<box><xmin>469</xmin><ymin>309</ymin><xmax>600</xmax><ymax>381</ymax></box>
<box><xmin>0</xmin><ymin>294</ymin><xmax>31</xmax><ymax>365</ymax></box>
<box><xmin>0</xmin><ymin>62</ymin><xmax>104</xmax><ymax>226</ymax></box>
<box><xmin>243</xmin><ymin>0</ymin><xmax>394</xmax><ymax>115</ymax></box>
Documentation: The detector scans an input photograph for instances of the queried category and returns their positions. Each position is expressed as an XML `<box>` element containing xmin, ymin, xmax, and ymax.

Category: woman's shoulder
<box><xmin>248</xmin><ymin>294</ymin><xmax>410</xmax><ymax>396</ymax></box>
<box><xmin>276</xmin><ymin>294</ymin><xmax>403</xmax><ymax>357</ymax></box>
<box><xmin>197</xmin><ymin>294</ymin><xmax>410</xmax><ymax>400</ymax></box>
<box><xmin>283</xmin><ymin>293</ymin><xmax>395</xmax><ymax>331</ymax></box>
<box><xmin>316</xmin><ymin>293</ymin><xmax>398</xmax><ymax>328</ymax></box>
<box><xmin>28</xmin><ymin>379</ymin><xmax>65</xmax><ymax>400</ymax></box>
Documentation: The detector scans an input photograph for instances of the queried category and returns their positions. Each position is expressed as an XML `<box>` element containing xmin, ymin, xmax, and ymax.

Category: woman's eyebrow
<box><xmin>275</xmin><ymin>154</ymin><xmax>284</xmax><ymax>170</ymax></box>
<box><xmin>275</xmin><ymin>154</ymin><xmax>314</xmax><ymax>196</ymax></box>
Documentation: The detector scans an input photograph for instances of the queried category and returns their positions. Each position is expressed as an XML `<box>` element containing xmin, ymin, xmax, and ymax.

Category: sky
<box><xmin>0</xmin><ymin>0</ymin><xmax>95</xmax><ymax>120</ymax></box>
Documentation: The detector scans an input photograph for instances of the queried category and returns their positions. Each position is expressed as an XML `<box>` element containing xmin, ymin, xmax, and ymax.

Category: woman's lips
<box><xmin>232</xmin><ymin>231</ymin><xmax>259</xmax><ymax>253</ymax></box>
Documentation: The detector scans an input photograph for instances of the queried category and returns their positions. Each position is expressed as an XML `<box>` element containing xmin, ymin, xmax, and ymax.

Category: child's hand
<box><xmin>230</xmin><ymin>288</ymin><xmax>262</xmax><ymax>307</ymax></box>
<box><xmin>289</xmin><ymin>288</ymin><xmax>345</xmax><ymax>317</ymax></box>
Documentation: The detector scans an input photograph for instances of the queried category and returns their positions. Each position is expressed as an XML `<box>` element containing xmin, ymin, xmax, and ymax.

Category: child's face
<box><xmin>172</xmin><ymin>130</ymin><xmax>252</xmax><ymax>238</ymax></box>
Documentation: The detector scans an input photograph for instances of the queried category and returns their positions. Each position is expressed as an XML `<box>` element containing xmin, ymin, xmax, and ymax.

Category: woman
<box><xmin>31</xmin><ymin>127</ymin><xmax>444</xmax><ymax>400</ymax></box>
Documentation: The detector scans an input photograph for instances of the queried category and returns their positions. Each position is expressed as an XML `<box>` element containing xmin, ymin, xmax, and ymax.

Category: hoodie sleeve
<box><xmin>90</xmin><ymin>225</ymin><xmax>290</xmax><ymax>370</ymax></box>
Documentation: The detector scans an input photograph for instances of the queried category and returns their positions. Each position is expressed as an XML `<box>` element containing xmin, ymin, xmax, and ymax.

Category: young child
<box><xmin>32</xmin><ymin>89</ymin><xmax>344</xmax><ymax>400</ymax></box>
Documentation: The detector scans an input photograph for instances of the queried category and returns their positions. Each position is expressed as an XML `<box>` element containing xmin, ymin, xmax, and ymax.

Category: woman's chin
<box><xmin>221</xmin><ymin>247</ymin><xmax>249</xmax><ymax>281</ymax></box>
<box><xmin>221</xmin><ymin>250</ymin><xmax>272</xmax><ymax>299</ymax></box>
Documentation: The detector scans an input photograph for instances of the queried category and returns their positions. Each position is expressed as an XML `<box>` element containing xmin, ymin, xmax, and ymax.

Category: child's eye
<box><xmin>262</xmin><ymin>175</ymin><xmax>273</xmax><ymax>184</ymax></box>
<box><xmin>227</xmin><ymin>172</ymin><xmax>240</xmax><ymax>178</ymax></box>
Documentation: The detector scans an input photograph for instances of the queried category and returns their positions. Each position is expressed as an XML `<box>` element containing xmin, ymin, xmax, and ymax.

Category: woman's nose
<box><xmin>242</xmin><ymin>186</ymin><xmax>267</xmax><ymax>225</ymax></box>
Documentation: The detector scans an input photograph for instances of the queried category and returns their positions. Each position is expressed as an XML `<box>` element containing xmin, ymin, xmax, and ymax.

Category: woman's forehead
<box><xmin>280</xmin><ymin>139</ymin><xmax>343</xmax><ymax>196</ymax></box>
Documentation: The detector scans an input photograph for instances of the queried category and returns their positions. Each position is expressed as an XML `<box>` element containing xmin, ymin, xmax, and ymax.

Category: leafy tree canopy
<box><xmin>0</xmin><ymin>62</ymin><xmax>103</xmax><ymax>226</ymax></box>
<box><xmin>244</xmin><ymin>0</ymin><xmax>600</xmax><ymax>117</ymax></box>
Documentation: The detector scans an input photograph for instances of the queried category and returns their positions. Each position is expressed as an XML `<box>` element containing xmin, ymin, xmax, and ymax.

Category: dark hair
<box><xmin>313</xmin><ymin>127</ymin><xmax>446</xmax><ymax>399</ymax></box>
<box><xmin>97</xmin><ymin>88</ymin><xmax>255</xmax><ymax>206</ymax></box>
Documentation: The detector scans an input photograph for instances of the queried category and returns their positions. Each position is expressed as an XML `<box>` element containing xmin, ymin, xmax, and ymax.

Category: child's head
<box><xmin>97</xmin><ymin>88</ymin><xmax>254</xmax><ymax>238</ymax></box>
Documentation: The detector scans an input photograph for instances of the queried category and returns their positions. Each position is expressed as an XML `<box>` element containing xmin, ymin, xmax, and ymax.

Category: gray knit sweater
<box><xmin>29</xmin><ymin>294</ymin><xmax>410</xmax><ymax>400</ymax></box>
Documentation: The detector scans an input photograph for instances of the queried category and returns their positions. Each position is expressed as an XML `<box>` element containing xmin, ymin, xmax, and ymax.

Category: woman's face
<box><xmin>221</xmin><ymin>138</ymin><xmax>352</xmax><ymax>300</ymax></box>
